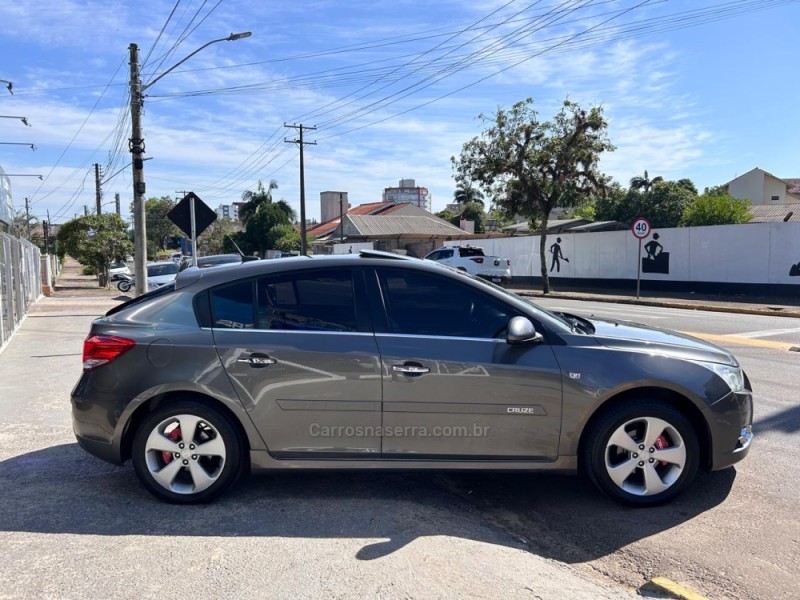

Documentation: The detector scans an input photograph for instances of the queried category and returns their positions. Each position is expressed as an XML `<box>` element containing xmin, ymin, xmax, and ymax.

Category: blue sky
<box><xmin>1</xmin><ymin>0</ymin><xmax>798</xmax><ymax>226</ymax></box>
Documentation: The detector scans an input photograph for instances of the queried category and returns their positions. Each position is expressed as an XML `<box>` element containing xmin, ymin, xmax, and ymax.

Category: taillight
<box><xmin>83</xmin><ymin>335</ymin><xmax>136</xmax><ymax>370</ymax></box>
<box><xmin>470</xmin><ymin>257</ymin><xmax>484</xmax><ymax>264</ymax></box>
<box><xmin>506</xmin><ymin>259</ymin><xmax>511</xmax><ymax>266</ymax></box>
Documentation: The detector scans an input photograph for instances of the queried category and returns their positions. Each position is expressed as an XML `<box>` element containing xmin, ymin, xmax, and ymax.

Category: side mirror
<box><xmin>506</xmin><ymin>316</ymin><xmax>544</xmax><ymax>345</ymax></box>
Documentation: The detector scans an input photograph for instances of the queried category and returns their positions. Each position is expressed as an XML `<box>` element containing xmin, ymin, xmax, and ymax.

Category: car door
<box><xmin>370</xmin><ymin>266</ymin><xmax>562</xmax><ymax>460</ymax></box>
<box><xmin>211</xmin><ymin>267</ymin><xmax>383</xmax><ymax>458</ymax></box>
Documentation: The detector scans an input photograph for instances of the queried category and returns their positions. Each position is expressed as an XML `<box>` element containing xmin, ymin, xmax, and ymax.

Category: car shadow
<box><xmin>755</xmin><ymin>403</ymin><xmax>800</xmax><ymax>434</ymax></box>
<box><xmin>0</xmin><ymin>444</ymin><xmax>735</xmax><ymax>563</ymax></box>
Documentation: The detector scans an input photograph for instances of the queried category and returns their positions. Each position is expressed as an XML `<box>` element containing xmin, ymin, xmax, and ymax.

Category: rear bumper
<box><xmin>476</xmin><ymin>274</ymin><xmax>512</xmax><ymax>285</ymax></box>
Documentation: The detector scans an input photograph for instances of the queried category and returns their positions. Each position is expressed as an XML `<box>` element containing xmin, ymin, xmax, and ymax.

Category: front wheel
<box><xmin>117</xmin><ymin>280</ymin><xmax>132</xmax><ymax>292</ymax></box>
<box><xmin>132</xmin><ymin>400</ymin><xmax>244</xmax><ymax>503</ymax></box>
<box><xmin>582</xmin><ymin>400</ymin><xmax>700</xmax><ymax>506</ymax></box>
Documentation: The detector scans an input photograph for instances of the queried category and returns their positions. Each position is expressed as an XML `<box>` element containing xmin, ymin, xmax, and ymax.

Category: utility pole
<box><xmin>339</xmin><ymin>192</ymin><xmax>345</xmax><ymax>242</ymax></box>
<box><xmin>284</xmin><ymin>124</ymin><xmax>317</xmax><ymax>256</ymax></box>
<box><xmin>94</xmin><ymin>163</ymin><xmax>103</xmax><ymax>215</ymax></box>
<box><xmin>24</xmin><ymin>197</ymin><xmax>31</xmax><ymax>239</ymax></box>
<box><xmin>46</xmin><ymin>209</ymin><xmax>52</xmax><ymax>255</ymax></box>
<box><xmin>129</xmin><ymin>42</ymin><xmax>148</xmax><ymax>295</ymax></box>
<box><xmin>115</xmin><ymin>193</ymin><xmax>120</xmax><ymax>216</ymax></box>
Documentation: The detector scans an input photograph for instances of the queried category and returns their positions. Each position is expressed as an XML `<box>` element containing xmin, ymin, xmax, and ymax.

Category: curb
<box><xmin>638</xmin><ymin>577</ymin><xmax>707</xmax><ymax>600</ymax></box>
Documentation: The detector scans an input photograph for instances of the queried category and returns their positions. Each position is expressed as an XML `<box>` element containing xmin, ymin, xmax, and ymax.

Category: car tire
<box><xmin>582</xmin><ymin>400</ymin><xmax>700</xmax><ymax>506</ymax></box>
<box><xmin>132</xmin><ymin>400</ymin><xmax>244</xmax><ymax>504</ymax></box>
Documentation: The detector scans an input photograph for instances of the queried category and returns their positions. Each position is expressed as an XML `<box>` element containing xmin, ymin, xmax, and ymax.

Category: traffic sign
<box><xmin>631</xmin><ymin>217</ymin><xmax>651</xmax><ymax>239</ymax></box>
<box><xmin>168</xmin><ymin>192</ymin><xmax>217</xmax><ymax>238</ymax></box>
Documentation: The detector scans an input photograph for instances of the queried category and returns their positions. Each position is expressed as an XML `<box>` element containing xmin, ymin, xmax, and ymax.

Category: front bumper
<box><xmin>708</xmin><ymin>389</ymin><xmax>754</xmax><ymax>470</ymax></box>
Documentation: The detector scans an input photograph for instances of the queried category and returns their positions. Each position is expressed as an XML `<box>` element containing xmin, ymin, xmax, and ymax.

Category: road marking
<box><xmin>731</xmin><ymin>326</ymin><xmax>800</xmax><ymax>339</ymax></box>
<box><xmin>681</xmin><ymin>331</ymin><xmax>800</xmax><ymax>352</ymax></box>
<box><xmin>640</xmin><ymin>577</ymin><xmax>708</xmax><ymax>600</ymax></box>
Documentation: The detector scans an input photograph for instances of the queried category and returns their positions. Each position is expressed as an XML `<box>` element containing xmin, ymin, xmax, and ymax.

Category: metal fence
<box><xmin>0</xmin><ymin>233</ymin><xmax>42</xmax><ymax>349</ymax></box>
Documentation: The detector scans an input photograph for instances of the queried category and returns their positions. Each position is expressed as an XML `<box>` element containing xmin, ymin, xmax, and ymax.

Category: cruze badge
<box><xmin>507</xmin><ymin>407</ymin><xmax>536</xmax><ymax>414</ymax></box>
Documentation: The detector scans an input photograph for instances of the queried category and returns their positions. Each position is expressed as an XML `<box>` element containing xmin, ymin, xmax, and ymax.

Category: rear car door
<box><xmin>370</xmin><ymin>267</ymin><xmax>563</xmax><ymax>459</ymax></box>
<box><xmin>210</xmin><ymin>267</ymin><xmax>382</xmax><ymax>458</ymax></box>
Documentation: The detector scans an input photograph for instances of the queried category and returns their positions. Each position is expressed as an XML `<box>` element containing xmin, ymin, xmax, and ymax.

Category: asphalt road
<box><xmin>1</xmin><ymin>295</ymin><xmax>798</xmax><ymax>599</ymax></box>
<box><xmin>522</xmin><ymin>297</ymin><xmax>800</xmax><ymax>599</ymax></box>
<box><xmin>0</xmin><ymin>296</ymin><xmax>629</xmax><ymax>600</ymax></box>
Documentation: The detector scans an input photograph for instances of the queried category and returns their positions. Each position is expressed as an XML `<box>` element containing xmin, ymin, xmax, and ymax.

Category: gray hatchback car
<box><xmin>72</xmin><ymin>250</ymin><xmax>753</xmax><ymax>505</ymax></box>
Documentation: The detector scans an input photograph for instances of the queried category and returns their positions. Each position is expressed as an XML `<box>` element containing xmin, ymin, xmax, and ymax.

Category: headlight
<box><xmin>693</xmin><ymin>361</ymin><xmax>745</xmax><ymax>392</ymax></box>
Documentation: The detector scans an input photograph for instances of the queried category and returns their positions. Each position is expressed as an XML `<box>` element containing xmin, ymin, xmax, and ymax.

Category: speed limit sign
<box><xmin>631</xmin><ymin>217</ymin><xmax>651</xmax><ymax>239</ymax></box>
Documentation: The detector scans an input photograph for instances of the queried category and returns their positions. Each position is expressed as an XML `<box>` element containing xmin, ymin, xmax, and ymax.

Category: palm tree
<box><xmin>629</xmin><ymin>170</ymin><xmax>663</xmax><ymax>193</ymax></box>
<box><xmin>453</xmin><ymin>183</ymin><xmax>485</xmax><ymax>206</ymax></box>
<box><xmin>239</xmin><ymin>180</ymin><xmax>279</xmax><ymax>223</ymax></box>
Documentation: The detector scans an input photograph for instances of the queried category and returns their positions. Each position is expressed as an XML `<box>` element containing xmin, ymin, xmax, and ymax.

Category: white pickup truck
<box><xmin>424</xmin><ymin>245</ymin><xmax>512</xmax><ymax>284</ymax></box>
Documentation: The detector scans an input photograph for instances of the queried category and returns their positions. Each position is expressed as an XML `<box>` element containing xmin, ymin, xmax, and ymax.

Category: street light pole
<box><xmin>128</xmin><ymin>32</ymin><xmax>251</xmax><ymax>296</ymax></box>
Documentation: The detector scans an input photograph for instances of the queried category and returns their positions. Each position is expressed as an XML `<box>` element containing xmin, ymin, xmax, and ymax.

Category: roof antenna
<box><xmin>784</xmin><ymin>212</ymin><xmax>793</xmax><ymax>222</ymax></box>
<box><xmin>227</xmin><ymin>234</ymin><xmax>246</xmax><ymax>257</ymax></box>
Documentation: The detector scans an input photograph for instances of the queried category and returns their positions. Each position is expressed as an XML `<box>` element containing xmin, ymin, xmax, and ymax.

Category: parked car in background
<box><xmin>146</xmin><ymin>261</ymin><xmax>180</xmax><ymax>287</ymax></box>
<box><xmin>72</xmin><ymin>251</ymin><xmax>752</xmax><ymax>506</ymax></box>
<box><xmin>170</xmin><ymin>252</ymin><xmax>184</xmax><ymax>264</ymax></box>
<box><xmin>178</xmin><ymin>253</ymin><xmax>260</xmax><ymax>272</ymax></box>
<box><xmin>425</xmin><ymin>245</ymin><xmax>511</xmax><ymax>284</ymax></box>
<box><xmin>108</xmin><ymin>261</ymin><xmax>131</xmax><ymax>281</ymax></box>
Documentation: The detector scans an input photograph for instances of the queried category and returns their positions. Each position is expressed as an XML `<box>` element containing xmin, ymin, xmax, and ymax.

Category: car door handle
<box><xmin>392</xmin><ymin>363</ymin><xmax>430</xmax><ymax>375</ymax></box>
<box><xmin>237</xmin><ymin>353</ymin><xmax>277</xmax><ymax>367</ymax></box>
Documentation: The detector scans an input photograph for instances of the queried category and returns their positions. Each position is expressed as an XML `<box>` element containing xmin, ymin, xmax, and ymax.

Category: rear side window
<box><xmin>256</xmin><ymin>269</ymin><xmax>357</xmax><ymax>332</ymax></box>
<box><xmin>458</xmin><ymin>247</ymin><xmax>484</xmax><ymax>257</ymax></box>
<box><xmin>211</xmin><ymin>280</ymin><xmax>255</xmax><ymax>329</ymax></box>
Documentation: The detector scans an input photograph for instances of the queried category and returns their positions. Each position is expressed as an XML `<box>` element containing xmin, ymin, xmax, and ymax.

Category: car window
<box><xmin>210</xmin><ymin>280</ymin><xmax>255</xmax><ymax>329</ymax></box>
<box><xmin>376</xmin><ymin>268</ymin><xmax>517</xmax><ymax>339</ymax></box>
<box><xmin>441</xmin><ymin>249</ymin><xmax>453</xmax><ymax>259</ymax></box>
<box><xmin>459</xmin><ymin>247</ymin><xmax>485</xmax><ymax>257</ymax></box>
<box><xmin>426</xmin><ymin>250</ymin><xmax>441</xmax><ymax>261</ymax></box>
<box><xmin>147</xmin><ymin>263</ymin><xmax>180</xmax><ymax>277</ymax></box>
<box><xmin>256</xmin><ymin>269</ymin><xmax>357</xmax><ymax>332</ymax></box>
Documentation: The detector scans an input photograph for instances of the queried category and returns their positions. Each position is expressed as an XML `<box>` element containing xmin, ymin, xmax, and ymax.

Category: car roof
<box><xmin>173</xmin><ymin>251</ymin><xmax>431</xmax><ymax>290</ymax></box>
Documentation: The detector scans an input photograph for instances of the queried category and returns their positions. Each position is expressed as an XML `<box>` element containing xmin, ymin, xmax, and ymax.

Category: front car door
<box><xmin>369</xmin><ymin>266</ymin><xmax>563</xmax><ymax>460</ymax></box>
<box><xmin>211</xmin><ymin>267</ymin><xmax>382</xmax><ymax>458</ymax></box>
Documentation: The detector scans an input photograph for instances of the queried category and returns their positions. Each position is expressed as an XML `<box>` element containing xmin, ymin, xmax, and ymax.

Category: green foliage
<box><xmin>82</xmin><ymin>265</ymin><xmax>97</xmax><ymax>275</ymax></box>
<box><xmin>451</xmin><ymin>201</ymin><xmax>486</xmax><ymax>233</ymax></box>
<box><xmin>487</xmin><ymin>206</ymin><xmax>514</xmax><ymax>229</ymax></box>
<box><xmin>595</xmin><ymin>181</ymin><xmax>695</xmax><ymax>228</ymax></box>
<box><xmin>199</xmin><ymin>219</ymin><xmax>239</xmax><ymax>256</ymax></box>
<box><xmin>452</xmin><ymin>97</ymin><xmax>614</xmax><ymax>293</ymax></box>
<box><xmin>240</xmin><ymin>180</ymin><xmax>279</xmax><ymax>224</ymax></box>
<box><xmin>128</xmin><ymin>196</ymin><xmax>183</xmax><ymax>257</ymax></box>
<box><xmin>235</xmin><ymin>182</ymin><xmax>296</xmax><ymax>256</ymax></box>
<box><xmin>56</xmin><ymin>214</ymin><xmax>133</xmax><ymax>286</ymax></box>
<box><xmin>681</xmin><ymin>192</ymin><xmax>752</xmax><ymax>227</ymax></box>
<box><xmin>453</xmin><ymin>184</ymin><xmax>485</xmax><ymax>206</ymax></box>
<box><xmin>629</xmin><ymin>170</ymin><xmax>663</xmax><ymax>192</ymax></box>
<box><xmin>561</xmin><ymin>204</ymin><xmax>596</xmax><ymax>220</ymax></box>
<box><xmin>272</xmin><ymin>224</ymin><xmax>302</xmax><ymax>253</ymax></box>
<box><xmin>435</xmin><ymin>209</ymin><xmax>455</xmax><ymax>221</ymax></box>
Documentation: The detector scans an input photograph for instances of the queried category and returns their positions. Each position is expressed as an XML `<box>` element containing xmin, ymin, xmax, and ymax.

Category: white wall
<box><xmin>451</xmin><ymin>222</ymin><xmax>800</xmax><ymax>285</ymax></box>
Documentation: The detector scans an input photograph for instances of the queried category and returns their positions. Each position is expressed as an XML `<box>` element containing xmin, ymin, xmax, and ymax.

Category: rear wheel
<box><xmin>582</xmin><ymin>400</ymin><xmax>700</xmax><ymax>506</ymax></box>
<box><xmin>117</xmin><ymin>280</ymin><xmax>132</xmax><ymax>292</ymax></box>
<box><xmin>132</xmin><ymin>400</ymin><xmax>243</xmax><ymax>503</ymax></box>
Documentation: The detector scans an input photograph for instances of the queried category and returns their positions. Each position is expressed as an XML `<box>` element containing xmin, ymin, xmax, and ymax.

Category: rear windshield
<box><xmin>105</xmin><ymin>281</ymin><xmax>176</xmax><ymax>316</ymax></box>
<box><xmin>459</xmin><ymin>247</ymin><xmax>485</xmax><ymax>257</ymax></box>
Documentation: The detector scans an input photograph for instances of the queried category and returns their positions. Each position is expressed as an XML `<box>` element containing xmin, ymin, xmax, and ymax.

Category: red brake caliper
<box><xmin>162</xmin><ymin>427</ymin><xmax>182</xmax><ymax>463</ymax></box>
<box><xmin>654</xmin><ymin>434</ymin><xmax>669</xmax><ymax>466</ymax></box>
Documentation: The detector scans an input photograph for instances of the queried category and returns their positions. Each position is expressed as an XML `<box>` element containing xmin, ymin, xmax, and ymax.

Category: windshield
<box><xmin>105</xmin><ymin>281</ymin><xmax>176</xmax><ymax>316</ymax></box>
<box><xmin>147</xmin><ymin>263</ymin><xmax>180</xmax><ymax>277</ymax></box>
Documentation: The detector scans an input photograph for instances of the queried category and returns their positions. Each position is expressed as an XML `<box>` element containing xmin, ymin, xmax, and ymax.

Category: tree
<box><xmin>453</xmin><ymin>184</ymin><xmax>485</xmax><ymax>206</ymax></box>
<box><xmin>595</xmin><ymin>180</ymin><xmax>694</xmax><ymax>228</ymax></box>
<box><xmin>55</xmin><ymin>214</ymin><xmax>133</xmax><ymax>286</ymax></box>
<box><xmin>199</xmin><ymin>218</ymin><xmax>239</xmax><ymax>255</ymax></box>
<box><xmin>630</xmin><ymin>170</ymin><xmax>663</xmax><ymax>193</ymax></box>
<box><xmin>681</xmin><ymin>192</ymin><xmax>752</xmax><ymax>227</ymax></box>
<box><xmin>129</xmin><ymin>196</ymin><xmax>182</xmax><ymax>257</ymax></box>
<box><xmin>243</xmin><ymin>201</ymin><xmax>296</xmax><ymax>257</ymax></box>
<box><xmin>453</xmin><ymin>98</ymin><xmax>613</xmax><ymax>293</ymax></box>
<box><xmin>239</xmin><ymin>180</ymin><xmax>279</xmax><ymax>224</ymax></box>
